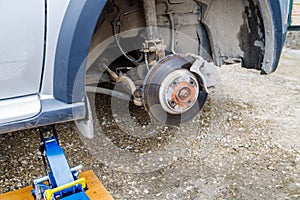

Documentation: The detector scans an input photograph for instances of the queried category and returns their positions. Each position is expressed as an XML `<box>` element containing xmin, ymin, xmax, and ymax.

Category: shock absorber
<box><xmin>143</xmin><ymin>0</ymin><xmax>158</xmax><ymax>40</ymax></box>
<box><xmin>142</xmin><ymin>0</ymin><xmax>166</xmax><ymax>66</ymax></box>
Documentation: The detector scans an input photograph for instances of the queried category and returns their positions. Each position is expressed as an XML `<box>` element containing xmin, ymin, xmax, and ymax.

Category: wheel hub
<box><xmin>159</xmin><ymin>69</ymin><xmax>199</xmax><ymax>114</ymax></box>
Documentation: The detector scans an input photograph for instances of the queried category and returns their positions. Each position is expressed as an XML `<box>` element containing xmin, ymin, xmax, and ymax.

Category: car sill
<box><xmin>0</xmin><ymin>97</ymin><xmax>85</xmax><ymax>134</ymax></box>
<box><xmin>0</xmin><ymin>95</ymin><xmax>41</xmax><ymax>124</ymax></box>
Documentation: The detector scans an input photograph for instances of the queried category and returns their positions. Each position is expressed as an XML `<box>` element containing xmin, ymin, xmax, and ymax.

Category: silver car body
<box><xmin>0</xmin><ymin>0</ymin><xmax>84</xmax><ymax>132</ymax></box>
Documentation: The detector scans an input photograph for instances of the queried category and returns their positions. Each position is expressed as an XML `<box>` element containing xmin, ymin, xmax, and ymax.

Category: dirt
<box><xmin>0</xmin><ymin>49</ymin><xmax>300</xmax><ymax>199</ymax></box>
<box><xmin>286</xmin><ymin>31</ymin><xmax>300</xmax><ymax>49</ymax></box>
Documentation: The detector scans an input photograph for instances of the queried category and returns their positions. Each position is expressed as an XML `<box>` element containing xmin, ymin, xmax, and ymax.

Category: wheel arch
<box><xmin>199</xmin><ymin>0</ymin><xmax>288</xmax><ymax>74</ymax></box>
<box><xmin>53</xmin><ymin>0</ymin><xmax>107</xmax><ymax>104</ymax></box>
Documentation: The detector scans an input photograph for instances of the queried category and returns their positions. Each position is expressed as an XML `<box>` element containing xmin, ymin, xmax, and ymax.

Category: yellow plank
<box><xmin>82</xmin><ymin>170</ymin><xmax>114</xmax><ymax>200</ymax></box>
<box><xmin>0</xmin><ymin>170</ymin><xmax>114</xmax><ymax>200</ymax></box>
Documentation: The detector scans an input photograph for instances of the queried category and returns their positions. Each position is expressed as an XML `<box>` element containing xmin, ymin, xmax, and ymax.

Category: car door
<box><xmin>0</xmin><ymin>0</ymin><xmax>44</xmax><ymax>123</ymax></box>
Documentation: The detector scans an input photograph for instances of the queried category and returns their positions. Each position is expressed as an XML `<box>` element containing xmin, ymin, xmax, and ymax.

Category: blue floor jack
<box><xmin>32</xmin><ymin>126</ymin><xmax>90</xmax><ymax>200</ymax></box>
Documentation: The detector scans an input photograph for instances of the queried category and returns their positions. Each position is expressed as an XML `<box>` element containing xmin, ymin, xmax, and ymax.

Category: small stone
<box><xmin>186</xmin><ymin>186</ymin><xmax>193</xmax><ymax>191</ymax></box>
<box><xmin>21</xmin><ymin>160</ymin><xmax>28</xmax><ymax>165</ymax></box>
<box><xmin>156</xmin><ymin>192</ymin><xmax>162</xmax><ymax>196</ymax></box>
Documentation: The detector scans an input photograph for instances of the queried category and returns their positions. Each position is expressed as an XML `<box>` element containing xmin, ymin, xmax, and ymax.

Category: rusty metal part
<box><xmin>158</xmin><ymin>69</ymin><xmax>199</xmax><ymax>114</ymax></box>
<box><xmin>143</xmin><ymin>0</ymin><xmax>158</xmax><ymax>40</ymax></box>
<box><xmin>96</xmin><ymin>58</ymin><xmax>143</xmax><ymax>105</ymax></box>
<box><xmin>98</xmin><ymin>58</ymin><xmax>118</xmax><ymax>80</ymax></box>
<box><xmin>142</xmin><ymin>0</ymin><xmax>166</xmax><ymax>67</ymax></box>
<box><xmin>98</xmin><ymin>58</ymin><xmax>137</xmax><ymax>94</ymax></box>
<box><xmin>143</xmin><ymin>39</ymin><xmax>166</xmax><ymax>65</ymax></box>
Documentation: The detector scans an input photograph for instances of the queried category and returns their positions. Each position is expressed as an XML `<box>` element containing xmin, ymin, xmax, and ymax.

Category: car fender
<box><xmin>259</xmin><ymin>0</ymin><xmax>290</xmax><ymax>74</ymax></box>
<box><xmin>54</xmin><ymin>0</ymin><xmax>107</xmax><ymax>104</ymax></box>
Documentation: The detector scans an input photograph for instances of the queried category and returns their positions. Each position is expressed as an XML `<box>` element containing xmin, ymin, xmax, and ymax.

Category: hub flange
<box><xmin>159</xmin><ymin>69</ymin><xmax>199</xmax><ymax>114</ymax></box>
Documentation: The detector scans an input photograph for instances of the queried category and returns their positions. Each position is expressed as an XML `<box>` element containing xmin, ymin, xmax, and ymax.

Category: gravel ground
<box><xmin>1</xmin><ymin>48</ymin><xmax>300</xmax><ymax>199</ymax></box>
<box><xmin>286</xmin><ymin>31</ymin><xmax>300</xmax><ymax>49</ymax></box>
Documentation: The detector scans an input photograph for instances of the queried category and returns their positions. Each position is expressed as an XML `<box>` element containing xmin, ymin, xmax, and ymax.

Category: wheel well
<box><xmin>89</xmin><ymin>0</ymin><xmax>267</xmax><ymax>72</ymax></box>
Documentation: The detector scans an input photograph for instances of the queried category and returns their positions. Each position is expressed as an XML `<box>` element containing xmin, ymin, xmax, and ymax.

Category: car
<box><xmin>0</xmin><ymin>0</ymin><xmax>292</xmax><ymax>135</ymax></box>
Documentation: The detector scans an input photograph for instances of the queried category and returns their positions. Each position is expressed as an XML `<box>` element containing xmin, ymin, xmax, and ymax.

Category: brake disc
<box><xmin>142</xmin><ymin>55</ymin><xmax>208</xmax><ymax>125</ymax></box>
